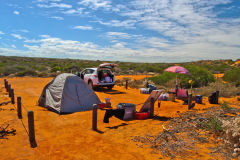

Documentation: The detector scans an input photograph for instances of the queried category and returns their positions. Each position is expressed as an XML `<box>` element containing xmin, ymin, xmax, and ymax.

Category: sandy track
<box><xmin>0</xmin><ymin>77</ymin><xmax>239</xmax><ymax>160</ymax></box>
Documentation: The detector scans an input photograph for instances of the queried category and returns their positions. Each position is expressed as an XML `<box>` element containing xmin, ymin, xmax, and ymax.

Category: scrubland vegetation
<box><xmin>0</xmin><ymin>56</ymin><xmax>239</xmax><ymax>97</ymax></box>
<box><xmin>0</xmin><ymin>56</ymin><xmax>238</xmax><ymax>77</ymax></box>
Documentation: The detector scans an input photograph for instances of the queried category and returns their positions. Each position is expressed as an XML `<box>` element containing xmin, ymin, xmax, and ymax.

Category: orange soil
<box><xmin>213</xmin><ymin>73</ymin><xmax>224</xmax><ymax>78</ymax></box>
<box><xmin>0</xmin><ymin>76</ymin><xmax>239</xmax><ymax>160</ymax></box>
<box><xmin>231</xmin><ymin>60</ymin><xmax>240</xmax><ymax>67</ymax></box>
<box><xmin>115</xmin><ymin>75</ymin><xmax>152</xmax><ymax>80</ymax></box>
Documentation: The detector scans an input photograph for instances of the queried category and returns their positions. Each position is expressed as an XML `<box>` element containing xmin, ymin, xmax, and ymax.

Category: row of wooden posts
<box><xmin>3</xmin><ymin>79</ymin><xmax>37</xmax><ymax>148</ymax></box>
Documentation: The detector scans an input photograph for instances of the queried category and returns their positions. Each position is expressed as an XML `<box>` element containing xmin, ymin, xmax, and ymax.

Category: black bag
<box><xmin>208</xmin><ymin>91</ymin><xmax>219</xmax><ymax>104</ymax></box>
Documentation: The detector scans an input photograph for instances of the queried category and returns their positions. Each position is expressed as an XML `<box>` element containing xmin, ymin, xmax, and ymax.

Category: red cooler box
<box><xmin>134</xmin><ymin>112</ymin><xmax>149</xmax><ymax>120</ymax></box>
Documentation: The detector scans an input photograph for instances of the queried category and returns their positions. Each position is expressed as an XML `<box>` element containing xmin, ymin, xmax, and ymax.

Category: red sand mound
<box><xmin>0</xmin><ymin>77</ymin><xmax>239</xmax><ymax>160</ymax></box>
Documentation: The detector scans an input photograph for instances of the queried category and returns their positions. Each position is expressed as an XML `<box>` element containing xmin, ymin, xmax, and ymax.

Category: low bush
<box><xmin>149</xmin><ymin>65</ymin><xmax>215</xmax><ymax>88</ymax></box>
<box><xmin>37</xmin><ymin>72</ymin><xmax>49</xmax><ymax>77</ymax></box>
<box><xmin>220</xmin><ymin>101</ymin><xmax>232</xmax><ymax>111</ymax></box>
<box><xmin>149</xmin><ymin>72</ymin><xmax>176</xmax><ymax>85</ymax></box>
<box><xmin>223</xmin><ymin>68</ymin><xmax>240</xmax><ymax>86</ymax></box>
<box><xmin>16</xmin><ymin>70</ymin><xmax>38</xmax><ymax>77</ymax></box>
<box><xmin>202</xmin><ymin>116</ymin><xmax>223</xmax><ymax>133</ymax></box>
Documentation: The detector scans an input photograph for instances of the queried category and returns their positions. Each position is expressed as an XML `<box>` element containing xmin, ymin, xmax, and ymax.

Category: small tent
<box><xmin>38</xmin><ymin>73</ymin><xmax>101</xmax><ymax>113</ymax></box>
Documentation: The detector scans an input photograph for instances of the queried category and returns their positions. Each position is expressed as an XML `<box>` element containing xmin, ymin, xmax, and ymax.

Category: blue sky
<box><xmin>0</xmin><ymin>0</ymin><xmax>239</xmax><ymax>62</ymax></box>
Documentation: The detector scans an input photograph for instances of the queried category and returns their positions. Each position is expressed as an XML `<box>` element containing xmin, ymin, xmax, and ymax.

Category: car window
<box><xmin>85</xmin><ymin>69</ymin><xmax>94</xmax><ymax>74</ymax></box>
<box><xmin>81</xmin><ymin>70</ymin><xmax>86</xmax><ymax>75</ymax></box>
<box><xmin>100</xmin><ymin>69</ymin><xmax>112</xmax><ymax>74</ymax></box>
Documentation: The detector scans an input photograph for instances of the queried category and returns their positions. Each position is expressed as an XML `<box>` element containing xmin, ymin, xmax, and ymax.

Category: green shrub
<box><xmin>36</xmin><ymin>66</ymin><xmax>48</xmax><ymax>72</ymax></box>
<box><xmin>16</xmin><ymin>70</ymin><xmax>38</xmax><ymax>77</ymax></box>
<box><xmin>202</xmin><ymin>117</ymin><xmax>223</xmax><ymax>133</ymax></box>
<box><xmin>50</xmin><ymin>66</ymin><xmax>62</xmax><ymax>73</ymax></box>
<box><xmin>2</xmin><ymin>66</ymin><xmax>19</xmax><ymax>76</ymax></box>
<box><xmin>220</xmin><ymin>101</ymin><xmax>232</xmax><ymax>111</ymax></box>
<box><xmin>37</xmin><ymin>72</ymin><xmax>49</xmax><ymax>77</ymax></box>
<box><xmin>149</xmin><ymin>65</ymin><xmax>215</xmax><ymax>88</ymax></box>
<box><xmin>149</xmin><ymin>72</ymin><xmax>176</xmax><ymax>86</ymax></box>
<box><xmin>223</xmin><ymin>68</ymin><xmax>240</xmax><ymax>86</ymax></box>
<box><xmin>179</xmin><ymin>65</ymin><xmax>215</xmax><ymax>88</ymax></box>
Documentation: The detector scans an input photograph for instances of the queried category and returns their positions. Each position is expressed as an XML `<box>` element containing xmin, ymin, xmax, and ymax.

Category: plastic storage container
<box><xmin>195</xmin><ymin>95</ymin><xmax>202</xmax><ymax>104</ymax></box>
<box><xmin>98</xmin><ymin>103</ymin><xmax>106</xmax><ymax>109</ymax></box>
<box><xmin>117</xmin><ymin>103</ymin><xmax>136</xmax><ymax>120</ymax></box>
<box><xmin>169</xmin><ymin>92</ymin><xmax>176</xmax><ymax>102</ymax></box>
<box><xmin>140</xmin><ymin>88</ymin><xmax>150</xmax><ymax>94</ymax></box>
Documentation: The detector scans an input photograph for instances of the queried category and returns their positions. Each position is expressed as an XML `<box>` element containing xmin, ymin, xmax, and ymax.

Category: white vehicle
<box><xmin>79</xmin><ymin>63</ymin><xmax>117</xmax><ymax>90</ymax></box>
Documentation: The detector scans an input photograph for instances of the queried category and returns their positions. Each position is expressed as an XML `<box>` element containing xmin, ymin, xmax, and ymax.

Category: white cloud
<box><xmin>97</xmin><ymin>19</ymin><xmax>136</xmax><ymax>28</ymax></box>
<box><xmin>37</xmin><ymin>3</ymin><xmax>72</xmax><ymax>8</ymax></box>
<box><xmin>105</xmin><ymin>32</ymin><xmax>142</xmax><ymax>41</ymax></box>
<box><xmin>72</xmin><ymin>25</ymin><xmax>93</xmax><ymax>30</ymax></box>
<box><xmin>11</xmin><ymin>34</ymin><xmax>24</xmax><ymax>40</ymax></box>
<box><xmin>18</xmin><ymin>29</ymin><xmax>29</xmax><ymax>33</ymax></box>
<box><xmin>1</xmin><ymin>34</ymin><xmax>239</xmax><ymax>62</ymax></box>
<box><xmin>106</xmin><ymin>32</ymin><xmax>131</xmax><ymax>39</ymax></box>
<box><xmin>78</xmin><ymin>0</ymin><xmax>112</xmax><ymax>10</ymax></box>
<box><xmin>13</xmin><ymin>11</ymin><xmax>20</xmax><ymax>15</ymax></box>
<box><xmin>0</xmin><ymin>31</ymin><xmax>4</xmax><ymax>35</ymax></box>
<box><xmin>62</xmin><ymin>8</ymin><xmax>84</xmax><ymax>15</ymax></box>
<box><xmin>50</xmin><ymin>16</ymin><xmax>64</xmax><ymax>20</ymax></box>
<box><xmin>138</xmin><ymin>37</ymin><xmax>171</xmax><ymax>49</ymax></box>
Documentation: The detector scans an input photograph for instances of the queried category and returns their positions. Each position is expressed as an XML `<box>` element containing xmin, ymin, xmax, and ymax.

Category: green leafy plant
<box><xmin>202</xmin><ymin>117</ymin><xmax>223</xmax><ymax>133</ymax></box>
<box><xmin>220</xmin><ymin>101</ymin><xmax>232</xmax><ymax>111</ymax></box>
<box><xmin>223</xmin><ymin>68</ymin><xmax>240</xmax><ymax>86</ymax></box>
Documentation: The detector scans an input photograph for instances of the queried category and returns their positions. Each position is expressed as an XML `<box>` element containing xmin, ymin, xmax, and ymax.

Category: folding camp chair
<box><xmin>139</xmin><ymin>90</ymin><xmax>163</xmax><ymax>112</ymax></box>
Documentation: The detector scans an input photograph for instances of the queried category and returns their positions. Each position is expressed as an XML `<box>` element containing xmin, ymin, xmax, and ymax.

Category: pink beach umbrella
<box><xmin>164</xmin><ymin>66</ymin><xmax>190</xmax><ymax>93</ymax></box>
<box><xmin>164</xmin><ymin>66</ymin><xmax>190</xmax><ymax>75</ymax></box>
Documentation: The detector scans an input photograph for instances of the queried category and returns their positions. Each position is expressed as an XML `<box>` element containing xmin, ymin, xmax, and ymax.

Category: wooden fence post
<box><xmin>10</xmin><ymin>89</ymin><xmax>15</xmax><ymax>104</ymax></box>
<box><xmin>5</xmin><ymin>80</ymin><xmax>8</xmax><ymax>92</ymax></box>
<box><xmin>92</xmin><ymin>104</ymin><xmax>98</xmax><ymax>131</ymax></box>
<box><xmin>9</xmin><ymin>85</ymin><xmax>12</xmax><ymax>98</ymax></box>
<box><xmin>8</xmin><ymin>84</ymin><xmax>11</xmax><ymax>94</ymax></box>
<box><xmin>4</xmin><ymin>79</ymin><xmax>7</xmax><ymax>89</ymax></box>
<box><xmin>150</xmin><ymin>97</ymin><xmax>155</xmax><ymax>118</ymax></box>
<box><xmin>28</xmin><ymin>110</ymin><xmax>37</xmax><ymax>148</ymax></box>
<box><xmin>188</xmin><ymin>94</ymin><xmax>193</xmax><ymax>110</ymax></box>
<box><xmin>125</xmin><ymin>80</ymin><xmax>128</xmax><ymax>89</ymax></box>
<box><xmin>216</xmin><ymin>90</ymin><xmax>219</xmax><ymax>104</ymax></box>
<box><xmin>17</xmin><ymin>96</ymin><xmax>22</xmax><ymax>119</ymax></box>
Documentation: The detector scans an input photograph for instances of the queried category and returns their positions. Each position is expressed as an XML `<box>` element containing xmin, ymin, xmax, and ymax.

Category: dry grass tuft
<box><xmin>193</xmin><ymin>81</ymin><xmax>240</xmax><ymax>97</ymax></box>
<box><xmin>115</xmin><ymin>77</ymin><xmax>148</xmax><ymax>89</ymax></box>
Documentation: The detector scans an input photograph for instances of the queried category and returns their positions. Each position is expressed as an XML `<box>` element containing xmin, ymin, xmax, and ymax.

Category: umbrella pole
<box><xmin>175</xmin><ymin>75</ymin><xmax>178</xmax><ymax>96</ymax></box>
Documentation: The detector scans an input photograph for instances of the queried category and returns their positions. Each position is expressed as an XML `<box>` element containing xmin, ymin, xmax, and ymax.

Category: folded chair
<box><xmin>139</xmin><ymin>90</ymin><xmax>163</xmax><ymax>112</ymax></box>
<box><xmin>103</xmin><ymin>90</ymin><xmax>162</xmax><ymax>122</ymax></box>
<box><xmin>170</xmin><ymin>88</ymin><xmax>188</xmax><ymax>100</ymax></box>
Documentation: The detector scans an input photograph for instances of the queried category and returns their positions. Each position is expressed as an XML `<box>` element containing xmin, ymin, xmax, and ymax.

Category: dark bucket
<box><xmin>195</xmin><ymin>95</ymin><xmax>202</xmax><ymax>104</ymax></box>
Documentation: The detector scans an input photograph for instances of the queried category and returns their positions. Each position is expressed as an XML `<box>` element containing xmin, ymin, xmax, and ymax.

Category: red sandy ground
<box><xmin>0</xmin><ymin>76</ymin><xmax>239</xmax><ymax>160</ymax></box>
<box><xmin>213</xmin><ymin>73</ymin><xmax>224</xmax><ymax>78</ymax></box>
<box><xmin>115</xmin><ymin>75</ymin><xmax>151</xmax><ymax>80</ymax></box>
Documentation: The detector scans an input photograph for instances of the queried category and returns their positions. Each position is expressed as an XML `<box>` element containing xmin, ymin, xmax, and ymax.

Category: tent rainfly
<box><xmin>38</xmin><ymin>73</ymin><xmax>101</xmax><ymax>113</ymax></box>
